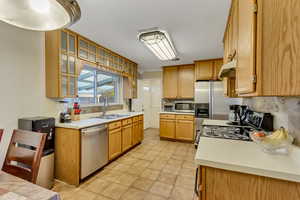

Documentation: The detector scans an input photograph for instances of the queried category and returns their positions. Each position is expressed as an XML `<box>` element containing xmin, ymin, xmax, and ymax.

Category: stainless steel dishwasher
<box><xmin>81</xmin><ymin>124</ymin><xmax>108</xmax><ymax>179</ymax></box>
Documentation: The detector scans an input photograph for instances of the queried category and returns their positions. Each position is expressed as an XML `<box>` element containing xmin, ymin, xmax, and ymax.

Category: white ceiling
<box><xmin>71</xmin><ymin>0</ymin><xmax>231</xmax><ymax>72</ymax></box>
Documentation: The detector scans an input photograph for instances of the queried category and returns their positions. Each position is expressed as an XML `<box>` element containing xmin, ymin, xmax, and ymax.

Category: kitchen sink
<box><xmin>94</xmin><ymin>114</ymin><xmax>130</xmax><ymax>120</ymax></box>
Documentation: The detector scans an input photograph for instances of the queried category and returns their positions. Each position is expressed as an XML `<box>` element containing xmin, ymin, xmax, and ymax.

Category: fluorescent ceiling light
<box><xmin>138</xmin><ymin>28</ymin><xmax>178</xmax><ymax>61</ymax></box>
<box><xmin>0</xmin><ymin>0</ymin><xmax>81</xmax><ymax>31</ymax></box>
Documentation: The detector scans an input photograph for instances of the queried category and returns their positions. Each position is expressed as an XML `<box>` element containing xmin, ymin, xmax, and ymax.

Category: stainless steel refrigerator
<box><xmin>195</xmin><ymin>81</ymin><xmax>232</xmax><ymax>119</ymax></box>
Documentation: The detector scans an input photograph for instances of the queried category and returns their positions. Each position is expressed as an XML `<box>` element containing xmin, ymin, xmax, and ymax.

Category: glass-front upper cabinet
<box><xmin>78</xmin><ymin>37</ymin><xmax>89</xmax><ymax>60</ymax></box>
<box><xmin>60</xmin><ymin>75</ymin><xmax>68</xmax><ymax>97</ymax></box>
<box><xmin>68</xmin><ymin>33</ymin><xmax>76</xmax><ymax>55</ymax></box>
<box><xmin>78</xmin><ymin>36</ymin><xmax>98</xmax><ymax>64</ymax></box>
<box><xmin>88</xmin><ymin>43</ymin><xmax>97</xmax><ymax>63</ymax></box>
<box><xmin>69</xmin><ymin>76</ymin><xmax>77</xmax><ymax>97</ymax></box>
<box><xmin>69</xmin><ymin>56</ymin><xmax>76</xmax><ymax>75</ymax></box>
<box><xmin>61</xmin><ymin>54</ymin><xmax>68</xmax><ymax>73</ymax></box>
<box><xmin>97</xmin><ymin>47</ymin><xmax>105</xmax><ymax>66</ymax></box>
<box><xmin>61</xmin><ymin>31</ymin><xmax>67</xmax><ymax>52</ymax></box>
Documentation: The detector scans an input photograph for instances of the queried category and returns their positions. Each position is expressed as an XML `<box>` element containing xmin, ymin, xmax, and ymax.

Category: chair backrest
<box><xmin>2</xmin><ymin>129</ymin><xmax>46</xmax><ymax>183</ymax></box>
<box><xmin>0</xmin><ymin>129</ymin><xmax>3</xmax><ymax>142</ymax></box>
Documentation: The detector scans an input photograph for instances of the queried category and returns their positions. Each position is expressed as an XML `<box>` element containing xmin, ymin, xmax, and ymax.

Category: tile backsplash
<box><xmin>243</xmin><ymin>97</ymin><xmax>300</xmax><ymax>145</ymax></box>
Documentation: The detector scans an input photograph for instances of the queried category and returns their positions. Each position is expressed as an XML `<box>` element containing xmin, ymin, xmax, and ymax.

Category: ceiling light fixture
<box><xmin>138</xmin><ymin>28</ymin><xmax>178</xmax><ymax>61</ymax></box>
<box><xmin>0</xmin><ymin>0</ymin><xmax>81</xmax><ymax>31</ymax></box>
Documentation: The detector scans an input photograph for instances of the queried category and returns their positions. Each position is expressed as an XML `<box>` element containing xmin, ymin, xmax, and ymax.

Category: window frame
<box><xmin>77</xmin><ymin>66</ymin><xmax>123</xmax><ymax>106</ymax></box>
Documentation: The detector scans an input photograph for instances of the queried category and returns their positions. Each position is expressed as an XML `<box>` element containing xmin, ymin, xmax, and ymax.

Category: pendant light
<box><xmin>0</xmin><ymin>0</ymin><xmax>81</xmax><ymax>31</ymax></box>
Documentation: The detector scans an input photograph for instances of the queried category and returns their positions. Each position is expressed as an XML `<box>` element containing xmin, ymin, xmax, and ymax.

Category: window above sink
<box><xmin>78</xmin><ymin>65</ymin><xmax>123</xmax><ymax>105</ymax></box>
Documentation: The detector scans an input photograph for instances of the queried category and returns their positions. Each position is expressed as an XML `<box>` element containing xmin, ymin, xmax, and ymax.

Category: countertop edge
<box><xmin>55</xmin><ymin>112</ymin><xmax>144</xmax><ymax>129</ymax></box>
<box><xmin>159</xmin><ymin>111</ymin><xmax>195</xmax><ymax>115</ymax></box>
<box><xmin>194</xmin><ymin>158</ymin><xmax>300</xmax><ymax>183</ymax></box>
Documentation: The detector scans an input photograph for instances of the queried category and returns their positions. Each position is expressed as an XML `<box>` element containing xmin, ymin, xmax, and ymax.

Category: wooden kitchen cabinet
<box><xmin>236</xmin><ymin>0</ymin><xmax>256</xmax><ymax>94</ymax></box>
<box><xmin>197</xmin><ymin>166</ymin><xmax>300</xmax><ymax>200</ymax></box>
<box><xmin>213</xmin><ymin>59</ymin><xmax>223</xmax><ymax>80</ymax></box>
<box><xmin>195</xmin><ymin>59</ymin><xmax>223</xmax><ymax>81</ymax></box>
<box><xmin>46</xmin><ymin>29</ymin><xmax>79</xmax><ymax>98</ymax></box>
<box><xmin>175</xmin><ymin>115</ymin><xmax>194</xmax><ymax>141</ymax></box>
<box><xmin>176</xmin><ymin>120</ymin><xmax>194</xmax><ymax>141</ymax></box>
<box><xmin>138</xmin><ymin>115</ymin><xmax>144</xmax><ymax>141</ymax></box>
<box><xmin>178</xmin><ymin>65</ymin><xmax>195</xmax><ymax>98</ymax></box>
<box><xmin>122</xmin><ymin>124</ymin><xmax>133</xmax><ymax>152</ymax></box>
<box><xmin>108</xmin><ymin>121</ymin><xmax>122</xmax><ymax>161</ymax></box>
<box><xmin>160</xmin><ymin>119</ymin><xmax>176</xmax><ymax>139</ymax></box>
<box><xmin>132</xmin><ymin>121</ymin><xmax>139</xmax><ymax>145</ymax></box>
<box><xmin>46</xmin><ymin>29</ymin><xmax>139</xmax><ymax>99</ymax></box>
<box><xmin>163</xmin><ymin>67</ymin><xmax>178</xmax><ymax>98</ymax></box>
<box><xmin>108</xmin><ymin>128</ymin><xmax>122</xmax><ymax>160</ymax></box>
<box><xmin>123</xmin><ymin>67</ymin><xmax>138</xmax><ymax>99</ymax></box>
<box><xmin>223</xmin><ymin>77</ymin><xmax>238</xmax><ymax>98</ymax></box>
<box><xmin>55</xmin><ymin>115</ymin><xmax>144</xmax><ymax>186</ymax></box>
<box><xmin>78</xmin><ymin>36</ymin><xmax>98</xmax><ymax>64</ymax></box>
<box><xmin>223</xmin><ymin>0</ymin><xmax>300</xmax><ymax>96</ymax></box>
<box><xmin>195</xmin><ymin>60</ymin><xmax>214</xmax><ymax>80</ymax></box>
<box><xmin>160</xmin><ymin>114</ymin><xmax>194</xmax><ymax>141</ymax></box>
<box><xmin>163</xmin><ymin>65</ymin><xmax>195</xmax><ymax>99</ymax></box>
<box><xmin>55</xmin><ymin>128</ymin><xmax>81</xmax><ymax>186</ymax></box>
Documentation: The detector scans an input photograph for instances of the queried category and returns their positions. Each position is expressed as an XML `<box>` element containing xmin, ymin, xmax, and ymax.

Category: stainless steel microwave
<box><xmin>174</xmin><ymin>101</ymin><xmax>194</xmax><ymax>113</ymax></box>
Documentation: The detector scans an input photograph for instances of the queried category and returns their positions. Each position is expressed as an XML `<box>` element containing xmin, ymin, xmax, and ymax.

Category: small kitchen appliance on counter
<box><xmin>18</xmin><ymin>117</ymin><xmax>55</xmax><ymax>189</ymax></box>
<box><xmin>227</xmin><ymin>105</ymin><xmax>250</xmax><ymax>126</ymax></box>
<box><xmin>228</xmin><ymin>105</ymin><xmax>240</xmax><ymax>124</ymax></box>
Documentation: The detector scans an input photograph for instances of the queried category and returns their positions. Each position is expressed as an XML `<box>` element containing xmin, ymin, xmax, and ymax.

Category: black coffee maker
<box><xmin>228</xmin><ymin>105</ymin><xmax>249</xmax><ymax>126</ymax></box>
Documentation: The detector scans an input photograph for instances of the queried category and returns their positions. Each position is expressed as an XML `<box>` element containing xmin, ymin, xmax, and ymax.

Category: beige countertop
<box><xmin>160</xmin><ymin>111</ymin><xmax>195</xmax><ymax>115</ymax></box>
<box><xmin>195</xmin><ymin>136</ymin><xmax>300</xmax><ymax>183</ymax></box>
<box><xmin>56</xmin><ymin>112</ymin><xmax>143</xmax><ymax>129</ymax></box>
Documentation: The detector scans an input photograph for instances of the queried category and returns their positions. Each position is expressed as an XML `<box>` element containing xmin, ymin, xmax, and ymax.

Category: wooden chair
<box><xmin>2</xmin><ymin>129</ymin><xmax>47</xmax><ymax>183</ymax></box>
<box><xmin>0</xmin><ymin>129</ymin><xmax>3</xmax><ymax>142</ymax></box>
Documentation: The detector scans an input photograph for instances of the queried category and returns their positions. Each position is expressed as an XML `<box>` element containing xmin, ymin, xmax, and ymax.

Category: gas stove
<box><xmin>201</xmin><ymin>126</ymin><xmax>253</xmax><ymax>141</ymax></box>
<box><xmin>194</xmin><ymin>109</ymin><xmax>274</xmax><ymax>148</ymax></box>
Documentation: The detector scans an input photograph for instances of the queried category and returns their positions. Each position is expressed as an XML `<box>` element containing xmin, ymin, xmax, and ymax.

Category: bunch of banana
<box><xmin>263</xmin><ymin>127</ymin><xmax>289</xmax><ymax>145</ymax></box>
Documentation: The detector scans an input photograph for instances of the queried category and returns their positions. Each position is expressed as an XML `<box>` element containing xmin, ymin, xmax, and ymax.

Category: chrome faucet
<box><xmin>99</xmin><ymin>95</ymin><xmax>109</xmax><ymax>116</ymax></box>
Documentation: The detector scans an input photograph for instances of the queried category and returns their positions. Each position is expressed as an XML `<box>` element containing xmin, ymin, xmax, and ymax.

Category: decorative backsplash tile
<box><xmin>243</xmin><ymin>97</ymin><xmax>300</xmax><ymax>146</ymax></box>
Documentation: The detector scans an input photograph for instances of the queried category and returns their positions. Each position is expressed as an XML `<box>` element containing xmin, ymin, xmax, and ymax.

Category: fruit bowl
<box><xmin>250</xmin><ymin>128</ymin><xmax>294</xmax><ymax>155</ymax></box>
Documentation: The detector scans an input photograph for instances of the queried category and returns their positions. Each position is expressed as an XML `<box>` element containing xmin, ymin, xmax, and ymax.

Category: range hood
<box><xmin>218</xmin><ymin>59</ymin><xmax>237</xmax><ymax>79</ymax></box>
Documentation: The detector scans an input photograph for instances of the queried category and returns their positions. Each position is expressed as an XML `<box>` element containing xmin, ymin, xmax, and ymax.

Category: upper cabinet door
<box><xmin>213</xmin><ymin>59</ymin><xmax>223</xmax><ymax>80</ymax></box>
<box><xmin>68</xmin><ymin>33</ymin><xmax>76</xmax><ymax>55</ymax></box>
<box><xmin>195</xmin><ymin>61</ymin><xmax>214</xmax><ymax>81</ymax></box>
<box><xmin>178</xmin><ymin>65</ymin><xmax>194</xmax><ymax>98</ymax></box>
<box><xmin>60</xmin><ymin>31</ymin><xmax>68</xmax><ymax>53</ymax></box>
<box><xmin>163</xmin><ymin>67</ymin><xmax>178</xmax><ymax>98</ymax></box>
<box><xmin>236</xmin><ymin>0</ymin><xmax>257</xmax><ymax>94</ymax></box>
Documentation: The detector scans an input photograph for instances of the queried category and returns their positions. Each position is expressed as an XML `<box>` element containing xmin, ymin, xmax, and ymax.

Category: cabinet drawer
<box><xmin>122</xmin><ymin>118</ymin><xmax>132</xmax><ymax>126</ymax></box>
<box><xmin>160</xmin><ymin>114</ymin><xmax>176</xmax><ymax>120</ymax></box>
<box><xmin>108</xmin><ymin>121</ymin><xmax>121</xmax><ymax>130</ymax></box>
<box><xmin>138</xmin><ymin>115</ymin><xmax>143</xmax><ymax>121</ymax></box>
<box><xmin>176</xmin><ymin>115</ymin><xmax>194</xmax><ymax>121</ymax></box>
<box><xmin>133</xmin><ymin>116</ymin><xmax>139</xmax><ymax>122</ymax></box>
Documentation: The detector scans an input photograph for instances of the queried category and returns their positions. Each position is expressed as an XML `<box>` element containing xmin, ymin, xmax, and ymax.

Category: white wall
<box><xmin>0</xmin><ymin>22</ymin><xmax>60</xmax><ymax>167</ymax></box>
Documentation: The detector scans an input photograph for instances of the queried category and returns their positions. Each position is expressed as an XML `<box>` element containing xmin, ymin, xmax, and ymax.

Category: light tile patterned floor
<box><xmin>52</xmin><ymin>128</ymin><xmax>198</xmax><ymax>200</ymax></box>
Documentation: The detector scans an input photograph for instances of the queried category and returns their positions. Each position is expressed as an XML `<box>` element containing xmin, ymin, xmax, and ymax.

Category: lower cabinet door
<box><xmin>176</xmin><ymin>120</ymin><xmax>194</xmax><ymax>141</ymax></box>
<box><xmin>160</xmin><ymin>119</ymin><xmax>176</xmax><ymax>139</ymax></box>
<box><xmin>122</xmin><ymin>125</ymin><xmax>132</xmax><ymax>152</ymax></box>
<box><xmin>108</xmin><ymin>128</ymin><xmax>122</xmax><ymax>160</ymax></box>
<box><xmin>132</xmin><ymin>122</ymin><xmax>139</xmax><ymax>145</ymax></box>
<box><xmin>138</xmin><ymin>120</ymin><xmax>144</xmax><ymax>142</ymax></box>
